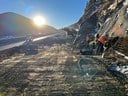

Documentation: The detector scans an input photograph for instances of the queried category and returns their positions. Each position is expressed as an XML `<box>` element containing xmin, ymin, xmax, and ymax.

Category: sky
<box><xmin>0</xmin><ymin>0</ymin><xmax>89</xmax><ymax>29</ymax></box>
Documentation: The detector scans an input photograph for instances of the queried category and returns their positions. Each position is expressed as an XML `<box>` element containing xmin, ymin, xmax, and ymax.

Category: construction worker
<box><xmin>96</xmin><ymin>33</ymin><xmax>108</xmax><ymax>55</ymax></box>
<box><xmin>94</xmin><ymin>33</ymin><xmax>100</xmax><ymax>54</ymax></box>
<box><xmin>85</xmin><ymin>34</ymin><xmax>90</xmax><ymax>47</ymax></box>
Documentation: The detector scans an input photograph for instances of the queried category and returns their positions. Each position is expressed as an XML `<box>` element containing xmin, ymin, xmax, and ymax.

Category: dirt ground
<box><xmin>0</xmin><ymin>44</ymin><xmax>126</xmax><ymax>96</ymax></box>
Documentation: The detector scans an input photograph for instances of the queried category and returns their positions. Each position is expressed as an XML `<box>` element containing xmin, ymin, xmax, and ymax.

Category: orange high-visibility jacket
<box><xmin>98</xmin><ymin>35</ymin><xmax>107</xmax><ymax>44</ymax></box>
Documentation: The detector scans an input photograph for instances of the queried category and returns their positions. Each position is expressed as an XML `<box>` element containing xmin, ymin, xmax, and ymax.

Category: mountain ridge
<box><xmin>0</xmin><ymin>12</ymin><xmax>58</xmax><ymax>38</ymax></box>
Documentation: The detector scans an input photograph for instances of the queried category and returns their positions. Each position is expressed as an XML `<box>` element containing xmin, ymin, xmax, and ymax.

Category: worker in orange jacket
<box><xmin>96</xmin><ymin>33</ymin><xmax>108</xmax><ymax>55</ymax></box>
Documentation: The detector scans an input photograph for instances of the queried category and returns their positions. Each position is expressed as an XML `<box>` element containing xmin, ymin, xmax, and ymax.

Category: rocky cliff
<box><xmin>64</xmin><ymin>0</ymin><xmax>128</xmax><ymax>55</ymax></box>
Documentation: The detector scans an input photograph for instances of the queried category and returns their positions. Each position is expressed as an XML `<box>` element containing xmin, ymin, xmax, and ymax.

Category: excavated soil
<box><xmin>0</xmin><ymin>44</ymin><xmax>126</xmax><ymax>96</ymax></box>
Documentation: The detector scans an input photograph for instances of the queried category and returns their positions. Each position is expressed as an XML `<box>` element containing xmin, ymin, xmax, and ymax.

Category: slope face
<box><xmin>64</xmin><ymin>0</ymin><xmax>128</xmax><ymax>51</ymax></box>
<box><xmin>63</xmin><ymin>0</ymin><xmax>101</xmax><ymax>46</ymax></box>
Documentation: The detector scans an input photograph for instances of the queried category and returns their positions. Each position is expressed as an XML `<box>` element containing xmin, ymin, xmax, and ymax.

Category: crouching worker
<box><xmin>80</xmin><ymin>35</ymin><xmax>93</xmax><ymax>55</ymax></box>
<box><xmin>89</xmin><ymin>40</ymin><xmax>96</xmax><ymax>54</ymax></box>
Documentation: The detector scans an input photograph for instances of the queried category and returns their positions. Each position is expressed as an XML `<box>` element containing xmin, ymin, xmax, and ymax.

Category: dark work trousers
<box><xmin>96</xmin><ymin>41</ymin><xmax>104</xmax><ymax>55</ymax></box>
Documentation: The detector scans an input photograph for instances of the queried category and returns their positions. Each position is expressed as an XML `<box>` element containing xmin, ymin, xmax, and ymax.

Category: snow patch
<box><xmin>123</xmin><ymin>0</ymin><xmax>128</xmax><ymax>6</ymax></box>
<box><xmin>108</xmin><ymin>4</ymin><xmax>116</xmax><ymax>10</ymax></box>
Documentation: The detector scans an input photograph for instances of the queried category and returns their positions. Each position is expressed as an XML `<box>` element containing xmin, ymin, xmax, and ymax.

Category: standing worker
<box><xmin>96</xmin><ymin>33</ymin><xmax>108</xmax><ymax>55</ymax></box>
<box><xmin>85</xmin><ymin>34</ymin><xmax>90</xmax><ymax>47</ymax></box>
<box><xmin>94</xmin><ymin>33</ymin><xmax>100</xmax><ymax>54</ymax></box>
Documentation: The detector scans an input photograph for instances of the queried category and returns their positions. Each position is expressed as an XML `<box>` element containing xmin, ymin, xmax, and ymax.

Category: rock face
<box><xmin>63</xmin><ymin>0</ymin><xmax>101</xmax><ymax>46</ymax></box>
<box><xmin>64</xmin><ymin>0</ymin><xmax>128</xmax><ymax>54</ymax></box>
<box><xmin>0</xmin><ymin>12</ymin><xmax>58</xmax><ymax>38</ymax></box>
<box><xmin>97</xmin><ymin>0</ymin><xmax>128</xmax><ymax>37</ymax></box>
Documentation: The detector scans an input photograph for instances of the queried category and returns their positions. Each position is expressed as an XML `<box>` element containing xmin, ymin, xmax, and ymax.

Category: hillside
<box><xmin>0</xmin><ymin>12</ymin><xmax>58</xmax><ymax>38</ymax></box>
<box><xmin>0</xmin><ymin>1</ymin><xmax>128</xmax><ymax>96</ymax></box>
<box><xmin>64</xmin><ymin>0</ymin><xmax>128</xmax><ymax>55</ymax></box>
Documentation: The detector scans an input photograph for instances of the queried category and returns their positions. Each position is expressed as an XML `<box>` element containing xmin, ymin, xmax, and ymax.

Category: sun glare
<box><xmin>33</xmin><ymin>15</ymin><xmax>46</xmax><ymax>26</ymax></box>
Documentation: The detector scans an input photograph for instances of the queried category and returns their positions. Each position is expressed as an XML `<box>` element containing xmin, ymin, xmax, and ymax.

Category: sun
<box><xmin>33</xmin><ymin>15</ymin><xmax>46</xmax><ymax>26</ymax></box>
